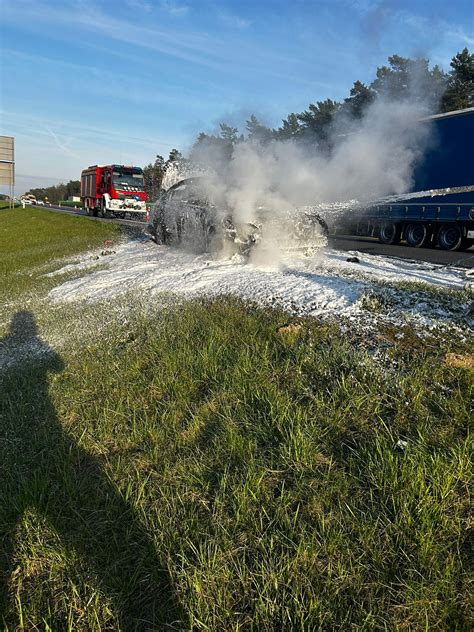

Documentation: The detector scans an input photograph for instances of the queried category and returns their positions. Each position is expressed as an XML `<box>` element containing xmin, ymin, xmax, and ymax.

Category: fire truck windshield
<box><xmin>112</xmin><ymin>171</ymin><xmax>144</xmax><ymax>190</ymax></box>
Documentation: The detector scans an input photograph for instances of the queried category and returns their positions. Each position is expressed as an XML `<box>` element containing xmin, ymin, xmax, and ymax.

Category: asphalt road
<box><xmin>329</xmin><ymin>235</ymin><xmax>474</xmax><ymax>269</ymax></box>
<box><xmin>44</xmin><ymin>204</ymin><xmax>146</xmax><ymax>227</ymax></box>
<box><xmin>39</xmin><ymin>205</ymin><xmax>474</xmax><ymax>269</ymax></box>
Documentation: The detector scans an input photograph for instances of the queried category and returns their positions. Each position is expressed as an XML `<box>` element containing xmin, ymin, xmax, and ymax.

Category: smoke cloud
<box><xmin>197</xmin><ymin>98</ymin><xmax>431</xmax><ymax>214</ymax></box>
<box><xmin>156</xmin><ymin>95</ymin><xmax>435</xmax><ymax>262</ymax></box>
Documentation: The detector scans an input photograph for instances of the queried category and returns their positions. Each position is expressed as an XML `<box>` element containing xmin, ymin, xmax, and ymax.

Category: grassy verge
<box><xmin>0</xmin><ymin>210</ymin><xmax>472</xmax><ymax>630</ymax></box>
<box><xmin>0</xmin><ymin>200</ymin><xmax>20</xmax><ymax>209</ymax></box>
<box><xmin>0</xmin><ymin>206</ymin><xmax>119</xmax><ymax>311</ymax></box>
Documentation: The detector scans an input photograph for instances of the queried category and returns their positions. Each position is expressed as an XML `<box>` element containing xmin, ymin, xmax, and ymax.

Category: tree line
<box><xmin>142</xmin><ymin>48</ymin><xmax>472</xmax><ymax>201</ymax></box>
<box><xmin>26</xmin><ymin>49</ymin><xmax>473</xmax><ymax>203</ymax></box>
<box><xmin>25</xmin><ymin>180</ymin><xmax>81</xmax><ymax>205</ymax></box>
<box><xmin>142</xmin><ymin>149</ymin><xmax>183</xmax><ymax>205</ymax></box>
<box><xmin>190</xmin><ymin>49</ymin><xmax>473</xmax><ymax>159</ymax></box>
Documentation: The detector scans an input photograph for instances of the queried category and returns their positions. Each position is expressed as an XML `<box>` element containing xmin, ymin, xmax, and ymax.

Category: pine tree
<box><xmin>441</xmin><ymin>48</ymin><xmax>474</xmax><ymax>112</ymax></box>
<box><xmin>297</xmin><ymin>99</ymin><xmax>340</xmax><ymax>147</ymax></box>
<box><xmin>189</xmin><ymin>128</ymin><xmax>235</xmax><ymax>171</ymax></box>
<box><xmin>370</xmin><ymin>55</ymin><xmax>447</xmax><ymax>106</ymax></box>
<box><xmin>343</xmin><ymin>80</ymin><xmax>375</xmax><ymax>118</ymax></box>
<box><xmin>245</xmin><ymin>115</ymin><xmax>274</xmax><ymax>144</ymax></box>
<box><xmin>64</xmin><ymin>180</ymin><xmax>81</xmax><ymax>200</ymax></box>
<box><xmin>427</xmin><ymin>65</ymin><xmax>449</xmax><ymax>108</ymax></box>
<box><xmin>219</xmin><ymin>123</ymin><xmax>240</xmax><ymax>145</ymax></box>
<box><xmin>143</xmin><ymin>155</ymin><xmax>165</xmax><ymax>202</ymax></box>
<box><xmin>168</xmin><ymin>148</ymin><xmax>183</xmax><ymax>162</ymax></box>
<box><xmin>371</xmin><ymin>55</ymin><xmax>413</xmax><ymax>99</ymax></box>
<box><xmin>276</xmin><ymin>113</ymin><xmax>302</xmax><ymax>140</ymax></box>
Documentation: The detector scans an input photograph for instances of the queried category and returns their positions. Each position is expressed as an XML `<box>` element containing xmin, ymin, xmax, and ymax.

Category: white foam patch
<box><xmin>47</xmin><ymin>240</ymin><xmax>470</xmax><ymax>332</ymax></box>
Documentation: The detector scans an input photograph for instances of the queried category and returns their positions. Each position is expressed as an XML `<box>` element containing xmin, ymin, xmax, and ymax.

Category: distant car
<box><xmin>36</xmin><ymin>200</ymin><xmax>45</xmax><ymax>206</ymax></box>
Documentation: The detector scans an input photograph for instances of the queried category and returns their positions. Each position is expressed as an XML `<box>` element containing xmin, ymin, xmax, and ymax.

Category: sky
<box><xmin>0</xmin><ymin>0</ymin><xmax>473</xmax><ymax>195</ymax></box>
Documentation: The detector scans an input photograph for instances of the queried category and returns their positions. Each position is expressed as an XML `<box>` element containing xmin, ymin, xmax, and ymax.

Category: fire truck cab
<box><xmin>81</xmin><ymin>164</ymin><xmax>147</xmax><ymax>218</ymax></box>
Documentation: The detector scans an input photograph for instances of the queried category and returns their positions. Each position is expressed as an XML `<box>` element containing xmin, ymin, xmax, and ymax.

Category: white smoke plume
<box><xmin>196</xmin><ymin>98</ymin><xmax>433</xmax><ymax>224</ymax></box>
<box><xmin>154</xmin><ymin>95</ymin><xmax>435</xmax><ymax>262</ymax></box>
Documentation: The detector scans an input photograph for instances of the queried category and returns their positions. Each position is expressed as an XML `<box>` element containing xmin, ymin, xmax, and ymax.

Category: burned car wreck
<box><xmin>147</xmin><ymin>177</ymin><xmax>329</xmax><ymax>256</ymax></box>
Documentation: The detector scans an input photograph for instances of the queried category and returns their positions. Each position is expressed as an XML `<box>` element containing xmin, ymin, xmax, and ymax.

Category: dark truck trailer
<box><xmin>343</xmin><ymin>108</ymin><xmax>474</xmax><ymax>251</ymax></box>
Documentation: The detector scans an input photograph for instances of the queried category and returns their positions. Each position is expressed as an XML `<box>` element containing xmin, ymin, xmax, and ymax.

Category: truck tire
<box><xmin>437</xmin><ymin>224</ymin><xmax>463</xmax><ymax>250</ymax></box>
<box><xmin>405</xmin><ymin>223</ymin><xmax>431</xmax><ymax>248</ymax></box>
<box><xmin>101</xmin><ymin>199</ymin><xmax>110</xmax><ymax>218</ymax></box>
<box><xmin>85</xmin><ymin>200</ymin><xmax>93</xmax><ymax>216</ymax></box>
<box><xmin>379</xmin><ymin>222</ymin><xmax>401</xmax><ymax>245</ymax></box>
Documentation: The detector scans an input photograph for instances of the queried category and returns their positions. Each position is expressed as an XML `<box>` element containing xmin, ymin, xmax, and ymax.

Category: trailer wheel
<box><xmin>437</xmin><ymin>224</ymin><xmax>463</xmax><ymax>251</ymax></box>
<box><xmin>405</xmin><ymin>223</ymin><xmax>431</xmax><ymax>248</ymax></box>
<box><xmin>378</xmin><ymin>222</ymin><xmax>401</xmax><ymax>245</ymax></box>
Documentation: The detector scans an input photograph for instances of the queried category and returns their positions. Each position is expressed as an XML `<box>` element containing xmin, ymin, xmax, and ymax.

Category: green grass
<box><xmin>0</xmin><ymin>210</ymin><xmax>472</xmax><ymax>630</ymax></box>
<box><xmin>0</xmin><ymin>200</ymin><xmax>20</xmax><ymax>209</ymax></box>
<box><xmin>0</xmin><ymin>206</ymin><xmax>119</xmax><ymax>309</ymax></box>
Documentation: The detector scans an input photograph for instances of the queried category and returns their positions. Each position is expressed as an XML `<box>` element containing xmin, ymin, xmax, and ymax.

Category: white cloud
<box><xmin>0</xmin><ymin>110</ymin><xmax>183</xmax><ymax>152</ymax></box>
<box><xmin>218</xmin><ymin>11</ymin><xmax>252</xmax><ymax>29</ymax></box>
<box><xmin>125</xmin><ymin>0</ymin><xmax>153</xmax><ymax>11</ymax></box>
<box><xmin>446</xmin><ymin>26</ymin><xmax>474</xmax><ymax>47</ymax></box>
<box><xmin>160</xmin><ymin>0</ymin><xmax>189</xmax><ymax>17</ymax></box>
<box><xmin>44</xmin><ymin>126</ymin><xmax>81</xmax><ymax>159</ymax></box>
<box><xmin>1</xmin><ymin>0</ymin><xmax>331</xmax><ymax>87</ymax></box>
<box><xmin>2</xmin><ymin>1</ymin><xmax>219</xmax><ymax>68</ymax></box>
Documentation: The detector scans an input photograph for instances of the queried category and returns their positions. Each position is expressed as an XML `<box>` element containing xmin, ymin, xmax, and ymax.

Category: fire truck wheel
<box><xmin>101</xmin><ymin>199</ymin><xmax>110</xmax><ymax>218</ymax></box>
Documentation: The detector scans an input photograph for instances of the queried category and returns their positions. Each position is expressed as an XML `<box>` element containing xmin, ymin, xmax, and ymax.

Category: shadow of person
<box><xmin>0</xmin><ymin>311</ymin><xmax>181</xmax><ymax>629</ymax></box>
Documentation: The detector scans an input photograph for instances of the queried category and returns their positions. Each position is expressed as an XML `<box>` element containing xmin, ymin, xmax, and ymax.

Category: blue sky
<box><xmin>1</xmin><ymin>0</ymin><xmax>472</xmax><ymax>194</ymax></box>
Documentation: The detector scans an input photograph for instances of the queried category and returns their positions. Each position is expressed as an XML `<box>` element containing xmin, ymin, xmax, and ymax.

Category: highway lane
<box><xmin>43</xmin><ymin>204</ymin><xmax>146</xmax><ymax>227</ymax></box>
<box><xmin>39</xmin><ymin>205</ymin><xmax>474</xmax><ymax>269</ymax></box>
<box><xmin>329</xmin><ymin>235</ymin><xmax>474</xmax><ymax>269</ymax></box>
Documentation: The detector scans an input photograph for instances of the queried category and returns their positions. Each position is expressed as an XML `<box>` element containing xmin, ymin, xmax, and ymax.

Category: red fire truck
<box><xmin>80</xmin><ymin>164</ymin><xmax>147</xmax><ymax>218</ymax></box>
